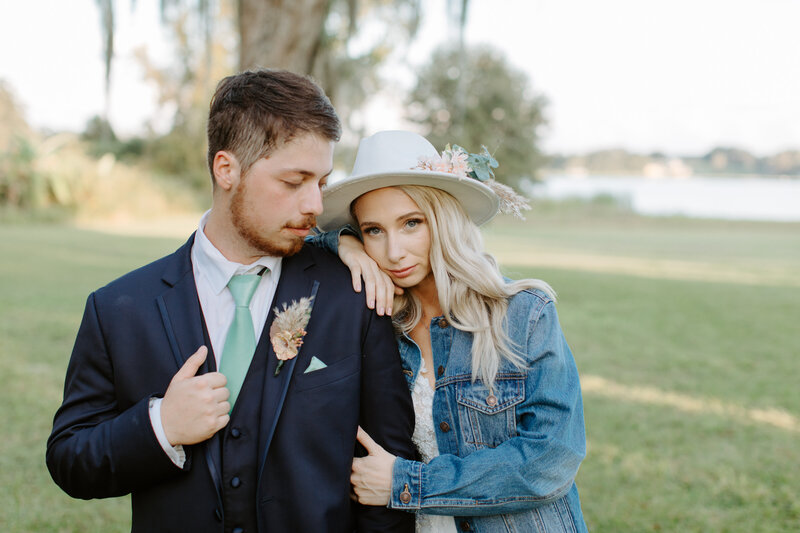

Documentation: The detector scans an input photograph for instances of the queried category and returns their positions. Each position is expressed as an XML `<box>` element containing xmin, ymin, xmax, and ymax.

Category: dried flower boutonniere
<box><xmin>270</xmin><ymin>296</ymin><xmax>314</xmax><ymax>376</ymax></box>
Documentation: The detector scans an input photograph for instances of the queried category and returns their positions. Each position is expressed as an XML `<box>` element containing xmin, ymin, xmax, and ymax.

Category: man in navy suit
<box><xmin>46</xmin><ymin>69</ymin><xmax>415</xmax><ymax>532</ymax></box>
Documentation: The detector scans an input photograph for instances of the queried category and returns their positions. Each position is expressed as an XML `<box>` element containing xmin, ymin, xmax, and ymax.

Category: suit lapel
<box><xmin>258</xmin><ymin>247</ymin><xmax>318</xmax><ymax>476</ymax></box>
<box><xmin>156</xmin><ymin>233</ymin><xmax>208</xmax><ymax>372</ymax></box>
<box><xmin>155</xmin><ymin>233</ymin><xmax>224</xmax><ymax>504</ymax></box>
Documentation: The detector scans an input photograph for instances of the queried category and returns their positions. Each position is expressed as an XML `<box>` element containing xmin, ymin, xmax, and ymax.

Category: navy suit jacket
<box><xmin>46</xmin><ymin>234</ymin><xmax>415</xmax><ymax>532</ymax></box>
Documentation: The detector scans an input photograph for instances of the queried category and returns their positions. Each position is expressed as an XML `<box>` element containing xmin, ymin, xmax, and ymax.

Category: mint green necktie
<box><xmin>220</xmin><ymin>273</ymin><xmax>263</xmax><ymax>410</ymax></box>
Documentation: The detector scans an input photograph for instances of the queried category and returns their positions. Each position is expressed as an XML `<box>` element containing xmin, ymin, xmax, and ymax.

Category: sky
<box><xmin>2</xmin><ymin>0</ymin><xmax>800</xmax><ymax>157</ymax></box>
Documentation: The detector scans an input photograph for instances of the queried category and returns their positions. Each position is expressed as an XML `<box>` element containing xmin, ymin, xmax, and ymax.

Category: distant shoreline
<box><xmin>529</xmin><ymin>174</ymin><xmax>800</xmax><ymax>222</ymax></box>
<box><xmin>541</xmin><ymin>172</ymin><xmax>800</xmax><ymax>180</ymax></box>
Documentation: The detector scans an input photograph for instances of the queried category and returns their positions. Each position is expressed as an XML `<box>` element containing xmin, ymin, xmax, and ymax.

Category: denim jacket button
<box><xmin>439</xmin><ymin>421</ymin><xmax>451</xmax><ymax>432</ymax></box>
<box><xmin>486</xmin><ymin>394</ymin><xmax>497</xmax><ymax>407</ymax></box>
<box><xmin>438</xmin><ymin>318</ymin><xmax>448</xmax><ymax>328</ymax></box>
<box><xmin>459</xmin><ymin>520</ymin><xmax>471</xmax><ymax>531</ymax></box>
<box><xmin>437</xmin><ymin>365</ymin><xmax>445</xmax><ymax>377</ymax></box>
<box><xmin>399</xmin><ymin>485</ymin><xmax>412</xmax><ymax>504</ymax></box>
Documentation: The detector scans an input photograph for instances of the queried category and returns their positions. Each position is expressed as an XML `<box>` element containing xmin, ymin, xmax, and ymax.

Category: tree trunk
<box><xmin>237</xmin><ymin>0</ymin><xmax>330</xmax><ymax>73</ymax></box>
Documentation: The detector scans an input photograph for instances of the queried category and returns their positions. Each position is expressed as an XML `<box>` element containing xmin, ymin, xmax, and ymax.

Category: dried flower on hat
<box><xmin>414</xmin><ymin>144</ymin><xmax>530</xmax><ymax>219</ymax></box>
<box><xmin>485</xmin><ymin>180</ymin><xmax>532</xmax><ymax>219</ymax></box>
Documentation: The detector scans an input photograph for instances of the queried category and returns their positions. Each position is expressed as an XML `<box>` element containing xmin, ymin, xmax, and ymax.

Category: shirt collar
<box><xmin>194</xmin><ymin>210</ymin><xmax>281</xmax><ymax>295</ymax></box>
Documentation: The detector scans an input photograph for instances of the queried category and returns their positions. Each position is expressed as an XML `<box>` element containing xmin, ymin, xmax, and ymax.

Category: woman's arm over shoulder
<box><xmin>306</xmin><ymin>225</ymin><xmax>399</xmax><ymax>316</ymax></box>
<box><xmin>387</xmin><ymin>291</ymin><xmax>586</xmax><ymax>516</ymax></box>
<box><xmin>305</xmin><ymin>224</ymin><xmax>359</xmax><ymax>255</ymax></box>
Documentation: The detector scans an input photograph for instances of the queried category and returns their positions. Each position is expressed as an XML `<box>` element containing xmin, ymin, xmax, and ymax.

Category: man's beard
<box><xmin>229</xmin><ymin>182</ymin><xmax>313</xmax><ymax>257</ymax></box>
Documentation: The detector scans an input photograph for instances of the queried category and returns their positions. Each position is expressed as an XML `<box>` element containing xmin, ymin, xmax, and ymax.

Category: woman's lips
<box><xmin>389</xmin><ymin>265</ymin><xmax>416</xmax><ymax>278</ymax></box>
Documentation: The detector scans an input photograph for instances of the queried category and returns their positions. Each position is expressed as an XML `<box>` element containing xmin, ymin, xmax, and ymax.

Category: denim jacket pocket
<box><xmin>455</xmin><ymin>373</ymin><xmax>525</xmax><ymax>451</ymax></box>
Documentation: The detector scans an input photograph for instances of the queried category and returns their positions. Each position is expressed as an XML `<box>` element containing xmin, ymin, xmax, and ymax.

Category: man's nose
<box><xmin>301</xmin><ymin>184</ymin><xmax>324</xmax><ymax>216</ymax></box>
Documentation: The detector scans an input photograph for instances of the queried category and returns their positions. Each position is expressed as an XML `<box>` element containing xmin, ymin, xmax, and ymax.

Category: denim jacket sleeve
<box><xmin>305</xmin><ymin>224</ymin><xmax>359</xmax><ymax>255</ymax></box>
<box><xmin>389</xmin><ymin>295</ymin><xmax>586</xmax><ymax>516</ymax></box>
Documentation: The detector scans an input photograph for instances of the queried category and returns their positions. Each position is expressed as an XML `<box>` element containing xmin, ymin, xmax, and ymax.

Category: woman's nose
<box><xmin>386</xmin><ymin>233</ymin><xmax>406</xmax><ymax>262</ymax></box>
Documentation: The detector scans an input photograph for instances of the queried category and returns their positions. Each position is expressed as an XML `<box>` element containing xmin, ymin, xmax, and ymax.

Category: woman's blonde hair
<box><xmin>389</xmin><ymin>185</ymin><xmax>555</xmax><ymax>386</ymax></box>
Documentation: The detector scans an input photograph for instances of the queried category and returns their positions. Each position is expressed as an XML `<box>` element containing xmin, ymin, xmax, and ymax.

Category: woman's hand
<box><xmin>339</xmin><ymin>234</ymin><xmax>402</xmax><ymax>316</ymax></box>
<box><xmin>351</xmin><ymin>426</ymin><xmax>396</xmax><ymax>506</ymax></box>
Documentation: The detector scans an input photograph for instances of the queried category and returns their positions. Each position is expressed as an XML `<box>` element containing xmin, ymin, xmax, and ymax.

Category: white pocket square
<box><xmin>304</xmin><ymin>356</ymin><xmax>327</xmax><ymax>373</ymax></box>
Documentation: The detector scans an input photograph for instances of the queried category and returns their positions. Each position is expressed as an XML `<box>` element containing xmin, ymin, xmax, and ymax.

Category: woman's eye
<box><xmin>405</xmin><ymin>218</ymin><xmax>422</xmax><ymax>229</ymax></box>
<box><xmin>363</xmin><ymin>226</ymin><xmax>381</xmax><ymax>236</ymax></box>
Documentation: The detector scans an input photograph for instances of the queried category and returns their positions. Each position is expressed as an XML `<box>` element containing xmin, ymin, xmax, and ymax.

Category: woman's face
<box><xmin>352</xmin><ymin>187</ymin><xmax>432</xmax><ymax>289</ymax></box>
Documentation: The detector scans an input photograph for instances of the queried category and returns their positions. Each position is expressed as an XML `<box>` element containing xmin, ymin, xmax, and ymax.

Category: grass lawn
<box><xmin>2</xmin><ymin>207</ymin><xmax>798</xmax><ymax>532</ymax></box>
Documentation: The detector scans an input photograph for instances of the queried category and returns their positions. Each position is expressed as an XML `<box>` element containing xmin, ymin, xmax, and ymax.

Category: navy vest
<box><xmin>204</xmin><ymin>319</ymin><xmax>271</xmax><ymax>533</ymax></box>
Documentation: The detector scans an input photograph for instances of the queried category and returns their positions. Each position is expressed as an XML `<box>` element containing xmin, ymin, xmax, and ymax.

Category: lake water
<box><xmin>529</xmin><ymin>175</ymin><xmax>800</xmax><ymax>222</ymax></box>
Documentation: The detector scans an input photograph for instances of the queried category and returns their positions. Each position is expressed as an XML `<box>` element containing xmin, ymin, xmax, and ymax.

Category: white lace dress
<box><xmin>410</xmin><ymin>358</ymin><xmax>458</xmax><ymax>533</ymax></box>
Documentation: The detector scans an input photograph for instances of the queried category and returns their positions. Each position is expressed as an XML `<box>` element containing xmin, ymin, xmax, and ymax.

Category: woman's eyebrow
<box><xmin>359</xmin><ymin>211</ymin><xmax>425</xmax><ymax>228</ymax></box>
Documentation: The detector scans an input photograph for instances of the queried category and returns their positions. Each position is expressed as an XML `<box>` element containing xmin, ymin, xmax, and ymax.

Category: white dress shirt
<box><xmin>149</xmin><ymin>211</ymin><xmax>283</xmax><ymax>466</ymax></box>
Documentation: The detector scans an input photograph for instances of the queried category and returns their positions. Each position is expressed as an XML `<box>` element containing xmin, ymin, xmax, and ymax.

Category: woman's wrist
<box><xmin>388</xmin><ymin>456</ymin><xmax>423</xmax><ymax>510</ymax></box>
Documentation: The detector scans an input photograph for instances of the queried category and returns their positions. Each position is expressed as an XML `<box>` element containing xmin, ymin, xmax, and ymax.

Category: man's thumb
<box><xmin>356</xmin><ymin>426</ymin><xmax>380</xmax><ymax>455</ymax></box>
<box><xmin>175</xmin><ymin>345</ymin><xmax>208</xmax><ymax>379</ymax></box>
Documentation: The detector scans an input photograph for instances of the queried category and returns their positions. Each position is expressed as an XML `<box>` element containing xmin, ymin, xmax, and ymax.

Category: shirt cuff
<box><xmin>389</xmin><ymin>456</ymin><xmax>422</xmax><ymax>510</ymax></box>
<box><xmin>148</xmin><ymin>397</ymin><xmax>186</xmax><ymax>468</ymax></box>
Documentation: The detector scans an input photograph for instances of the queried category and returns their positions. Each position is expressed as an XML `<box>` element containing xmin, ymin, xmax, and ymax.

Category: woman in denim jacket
<box><xmin>312</xmin><ymin>130</ymin><xmax>587</xmax><ymax>533</ymax></box>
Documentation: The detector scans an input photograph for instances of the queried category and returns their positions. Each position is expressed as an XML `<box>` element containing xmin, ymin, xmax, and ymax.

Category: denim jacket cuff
<box><xmin>305</xmin><ymin>224</ymin><xmax>359</xmax><ymax>254</ymax></box>
<box><xmin>389</xmin><ymin>456</ymin><xmax>422</xmax><ymax>510</ymax></box>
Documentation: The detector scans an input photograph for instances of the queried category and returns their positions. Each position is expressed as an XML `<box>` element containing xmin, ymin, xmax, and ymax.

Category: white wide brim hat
<box><xmin>317</xmin><ymin>130</ymin><xmax>500</xmax><ymax>231</ymax></box>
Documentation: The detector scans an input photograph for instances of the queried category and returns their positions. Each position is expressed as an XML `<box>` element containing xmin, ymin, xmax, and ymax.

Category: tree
<box><xmin>95</xmin><ymin>0</ymin><xmax>424</xmax><ymax>175</ymax></box>
<box><xmin>406</xmin><ymin>45</ymin><xmax>548</xmax><ymax>186</ymax></box>
<box><xmin>308</xmin><ymin>0</ymin><xmax>421</xmax><ymax>144</ymax></box>
<box><xmin>92</xmin><ymin>0</ymin><xmax>433</xmax><ymax>186</ymax></box>
<box><xmin>0</xmin><ymin>81</ymin><xmax>36</xmax><ymax>207</ymax></box>
<box><xmin>95</xmin><ymin>0</ymin><xmax>114</xmax><ymax>135</ymax></box>
<box><xmin>238</xmin><ymin>0</ymin><xmax>329</xmax><ymax>72</ymax></box>
<box><xmin>96</xmin><ymin>0</ymin><xmax>423</xmax><ymax>107</ymax></box>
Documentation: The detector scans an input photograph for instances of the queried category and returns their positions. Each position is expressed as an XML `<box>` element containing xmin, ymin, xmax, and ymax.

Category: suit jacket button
<box><xmin>230</xmin><ymin>427</ymin><xmax>241</xmax><ymax>438</ymax></box>
<box><xmin>232</xmin><ymin>528</ymin><xmax>244</xmax><ymax>533</ymax></box>
<box><xmin>438</xmin><ymin>318</ymin><xmax>448</xmax><ymax>328</ymax></box>
<box><xmin>486</xmin><ymin>394</ymin><xmax>497</xmax><ymax>407</ymax></box>
<box><xmin>231</xmin><ymin>476</ymin><xmax>241</xmax><ymax>488</ymax></box>
<box><xmin>214</xmin><ymin>508</ymin><xmax>222</xmax><ymax>522</ymax></box>
<box><xmin>439</xmin><ymin>421</ymin><xmax>451</xmax><ymax>432</ymax></box>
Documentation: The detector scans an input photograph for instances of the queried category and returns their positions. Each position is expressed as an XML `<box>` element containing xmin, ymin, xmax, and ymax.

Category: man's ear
<box><xmin>212</xmin><ymin>151</ymin><xmax>240</xmax><ymax>191</ymax></box>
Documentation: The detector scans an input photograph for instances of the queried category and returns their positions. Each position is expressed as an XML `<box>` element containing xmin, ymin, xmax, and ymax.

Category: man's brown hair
<box><xmin>207</xmin><ymin>69</ymin><xmax>341</xmax><ymax>184</ymax></box>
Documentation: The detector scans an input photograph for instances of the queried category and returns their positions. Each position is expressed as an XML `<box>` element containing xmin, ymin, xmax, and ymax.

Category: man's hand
<box><xmin>339</xmin><ymin>234</ymin><xmax>402</xmax><ymax>316</ymax></box>
<box><xmin>161</xmin><ymin>346</ymin><xmax>230</xmax><ymax>446</ymax></box>
<box><xmin>351</xmin><ymin>426</ymin><xmax>396</xmax><ymax>506</ymax></box>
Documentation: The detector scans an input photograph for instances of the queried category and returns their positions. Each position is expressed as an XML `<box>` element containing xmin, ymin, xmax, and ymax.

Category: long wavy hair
<box><xmin>389</xmin><ymin>185</ymin><xmax>555</xmax><ymax>386</ymax></box>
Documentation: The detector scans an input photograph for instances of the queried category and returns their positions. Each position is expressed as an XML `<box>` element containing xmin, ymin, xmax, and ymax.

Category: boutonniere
<box><xmin>270</xmin><ymin>296</ymin><xmax>314</xmax><ymax>376</ymax></box>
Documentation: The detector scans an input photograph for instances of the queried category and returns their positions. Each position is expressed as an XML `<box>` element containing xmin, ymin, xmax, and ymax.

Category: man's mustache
<box><xmin>284</xmin><ymin>217</ymin><xmax>316</xmax><ymax>230</ymax></box>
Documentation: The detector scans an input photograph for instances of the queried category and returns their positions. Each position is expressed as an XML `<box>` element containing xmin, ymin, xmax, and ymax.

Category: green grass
<box><xmin>489</xmin><ymin>205</ymin><xmax>800</xmax><ymax>532</ymax></box>
<box><xmin>2</xmin><ymin>209</ymin><xmax>799</xmax><ymax>532</ymax></box>
<box><xmin>0</xmin><ymin>226</ymin><xmax>182</xmax><ymax>532</ymax></box>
